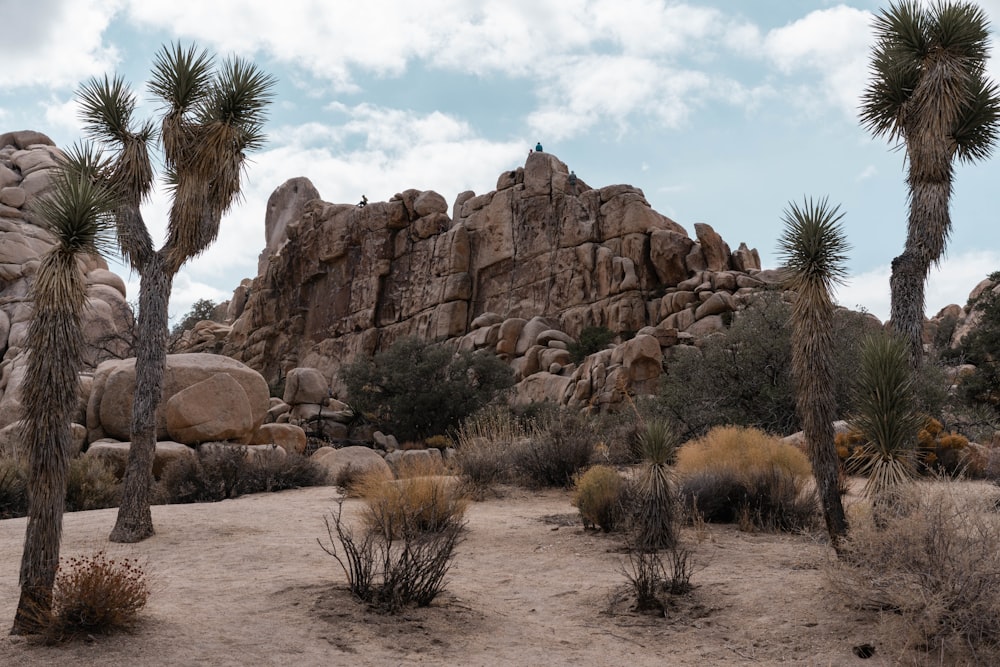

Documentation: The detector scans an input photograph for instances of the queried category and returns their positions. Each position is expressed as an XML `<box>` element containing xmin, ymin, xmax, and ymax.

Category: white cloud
<box><xmin>0</xmin><ymin>0</ymin><xmax>120</xmax><ymax>88</ymax></box>
<box><xmin>761</xmin><ymin>6</ymin><xmax>874</xmax><ymax>117</ymax></box>
<box><xmin>856</xmin><ymin>164</ymin><xmax>878</xmax><ymax>181</ymax></box>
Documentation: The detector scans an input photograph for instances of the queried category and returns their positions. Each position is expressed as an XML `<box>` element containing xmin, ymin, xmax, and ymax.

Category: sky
<box><xmin>3</xmin><ymin>0</ymin><xmax>1000</xmax><ymax>324</ymax></box>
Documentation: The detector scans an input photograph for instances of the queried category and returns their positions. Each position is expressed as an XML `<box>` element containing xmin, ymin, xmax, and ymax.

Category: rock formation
<box><xmin>0</xmin><ymin>130</ymin><xmax>133</xmax><ymax>433</ymax></box>
<box><xmin>220</xmin><ymin>152</ymin><xmax>774</xmax><ymax>409</ymax></box>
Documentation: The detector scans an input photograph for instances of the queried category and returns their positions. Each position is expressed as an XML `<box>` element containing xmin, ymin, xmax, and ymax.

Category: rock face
<box><xmin>0</xmin><ymin>130</ymin><xmax>134</xmax><ymax>432</ymax></box>
<box><xmin>220</xmin><ymin>152</ymin><xmax>764</xmax><ymax>409</ymax></box>
<box><xmin>87</xmin><ymin>353</ymin><xmax>270</xmax><ymax>444</ymax></box>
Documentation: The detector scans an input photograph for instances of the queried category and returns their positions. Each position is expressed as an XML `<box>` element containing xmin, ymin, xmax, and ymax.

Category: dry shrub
<box><xmin>831</xmin><ymin>481</ymin><xmax>1000</xmax><ymax>664</ymax></box>
<box><xmin>320</xmin><ymin>499</ymin><xmax>464</xmax><ymax>613</ymax></box>
<box><xmin>621</xmin><ymin>544</ymin><xmax>694</xmax><ymax>613</ymax></box>
<box><xmin>455</xmin><ymin>405</ymin><xmax>526</xmax><ymax>493</ymax></box>
<box><xmin>0</xmin><ymin>455</ymin><xmax>28</xmax><ymax>519</ymax></box>
<box><xmin>355</xmin><ymin>460</ymin><xmax>467</xmax><ymax>538</ymax></box>
<box><xmin>157</xmin><ymin>446</ymin><xmax>325</xmax><ymax>503</ymax></box>
<box><xmin>573</xmin><ymin>465</ymin><xmax>626</xmax><ymax>531</ymax></box>
<box><xmin>45</xmin><ymin>551</ymin><xmax>150</xmax><ymax>640</ymax></box>
<box><xmin>511</xmin><ymin>409</ymin><xmax>595</xmax><ymax>488</ymax></box>
<box><xmin>65</xmin><ymin>456</ymin><xmax>121</xmax><ymax>511</ymax></box>
<box><xmin>676</xmin><ymin>426</ymin><xmax>818</xmax><ymax>532</ymax></box>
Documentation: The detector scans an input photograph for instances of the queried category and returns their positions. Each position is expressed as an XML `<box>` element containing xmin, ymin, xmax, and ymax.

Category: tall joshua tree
<box><xmin>778</xmin><ymin>197</ymin><xmax>850</xmax><ymax>551</ymax></box>
<box><xmin>860</xmin><ymin>0</ymin><xmax>1000</xmax><ymax>368</ymax></box>
<box><xmin>12</xmin><ymin>148</ymin><xmax>116</xmax><ymax>634</ymax></box>
<box><xmin>75</xmin><ymin>44</ymin><xmax>275</xmax><ymax>542</ymax></box>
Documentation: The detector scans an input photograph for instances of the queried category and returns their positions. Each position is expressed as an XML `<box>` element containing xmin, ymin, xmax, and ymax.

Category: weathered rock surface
<box><xmin>165</xmin><ymin>373</ymin><xmax>255</xmax><ymax>445</ymax></box>
<box><xmin>88</xmin><ymin>353</ymin><xmax>269</xmax><ymax>443</ymax></box>
<box><xmin>217</xmin><ymin>152</ymin><xmax>763</xmax><ymax>409</ymax></box>
<box><xmin>0</xmin><ymin>130</ymin><xmax>135</xmax><ymax>432</ymax></box>
<box><xmin>312</xmin><ymin>445</ymin><xmax>391</xmax><ymax>483</ymax></box>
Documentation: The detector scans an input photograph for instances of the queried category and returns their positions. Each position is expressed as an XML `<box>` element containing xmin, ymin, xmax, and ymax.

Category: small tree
<box><xmin>171</xmin><ymin>298</ymin><xmax>218</xmax><ymax>335</ymax></box>
<box><xmin>777</xmin><ymin>197</ymin><xmax>850</xmax><ymax>550</ymax></box>
<box><xmin>342</xmin><ymin>337</ymin><xmax>514</xmax><ymax>441</ymax></box>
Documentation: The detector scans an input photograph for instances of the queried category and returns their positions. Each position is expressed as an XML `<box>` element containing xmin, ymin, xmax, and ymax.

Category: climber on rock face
<box><xmin>535</xmin><ymin>142</ymin><xmax>543</xmax><ymax>152</ymax></box>
<box><xmin>358</xmin><ymin>195</ymin><xmax>368</xmax><ymax>208</ymax></box>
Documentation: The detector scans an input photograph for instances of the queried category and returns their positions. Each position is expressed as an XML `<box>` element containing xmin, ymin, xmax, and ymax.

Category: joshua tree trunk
<box><xmin>12</xmin><ymin>251</ymin><xmax>88</xmax><ymax>634</ymax></box>
<box><xmin>110</xmin><ymin>252</ymin><xmax>173</xmax><ymax>543</ymax></box>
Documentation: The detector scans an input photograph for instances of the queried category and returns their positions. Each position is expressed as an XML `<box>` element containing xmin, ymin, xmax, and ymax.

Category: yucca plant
<box><xmin>848</xmin><ymin>334</ymin><xmax>924</xmax><ymax>505</ymax></box>
<box><xmin>778</xmin><ymin>197</ymin><xmax>850</xmax><ymax>550</ymax></box>
<box><xmin>12</xmin><ymin>146</ymin><xmax>116</xmax><ymax>634</ymax></box>
<box><xmin>631</xmin><ymin>420</ymin><xmax>678</xmax><ymax>551</ymax></box>
<box><xmin>861</xmin><ymin>1</ymin><xmax>1000</xmax><ymax>368</ymax></box>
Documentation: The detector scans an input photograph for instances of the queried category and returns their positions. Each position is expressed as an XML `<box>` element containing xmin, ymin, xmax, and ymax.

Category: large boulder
<box><xmin>165</xmin><ymin>373</ymin><xmax>254</xmax><ymax>445</ymax></box>
<box><xmin>88</xmin><ymin>353</ymin><xmax>269</xmax><ymax>443</ymax></box>
<box><xmin>312</xmin><ymin>445</ymin><xmax>392</xmax><ymax>484</ymax></box>
<box><xmin>251</xmin><ymin>422</ymin><xmax>308</xmax><ymax>454</ymax></box>
<box><xmin>282</xmin><ymin>367</ymin><xmax>329</xmax><ymax>405</ymax></box>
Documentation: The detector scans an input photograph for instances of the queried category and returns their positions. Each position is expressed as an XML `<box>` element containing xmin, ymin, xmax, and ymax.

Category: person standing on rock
<box><xmin>535</xmin><ymin>141</ymin><xmax>543</xmax><ymax>152</ymax></box>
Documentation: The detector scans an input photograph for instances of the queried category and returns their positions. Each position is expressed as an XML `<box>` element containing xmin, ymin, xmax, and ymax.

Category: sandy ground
<box><xmin>0</xmin><ymin>485</ymin><xmax>895</xmax><ymax>666</ymax></box>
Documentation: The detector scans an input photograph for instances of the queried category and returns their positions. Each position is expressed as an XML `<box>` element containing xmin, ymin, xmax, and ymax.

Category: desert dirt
<box><xmin>0</xmin><ymin>485</ymin><xmax>895</xmax><ymax>666</ymax></box>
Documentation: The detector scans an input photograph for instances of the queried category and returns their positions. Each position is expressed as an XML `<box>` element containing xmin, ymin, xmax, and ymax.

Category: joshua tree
<box><xmin>12</xmin><ymin>148</ymin><xmax>116</xmax><ymax>634</ymax></box>
<box><xmin>860</xmin><ymin>0</ymin><xmax>1000</xmax><ymax>368</ymax></box>
<box><xmin>74</xmin><ymin>44</ymin><xmax>275</xmax><ymax>542</ymax></box>
<box><xmin>778</xmin><ymin>197</ymin><xmax>850</xmax><ymax>551</ymax></box>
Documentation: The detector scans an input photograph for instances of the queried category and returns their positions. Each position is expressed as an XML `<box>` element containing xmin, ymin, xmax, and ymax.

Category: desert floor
<box><xmin>0</xmin><ymin>484</ymin><xmax>898</xmax><ymax>666</ymax></box>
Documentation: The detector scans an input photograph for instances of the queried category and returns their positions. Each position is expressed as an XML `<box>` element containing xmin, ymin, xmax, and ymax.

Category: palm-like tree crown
<box><xmin>860</xmin><ymin>0</ymin><xmax>1000</xmax><ymax>163</ymax></box>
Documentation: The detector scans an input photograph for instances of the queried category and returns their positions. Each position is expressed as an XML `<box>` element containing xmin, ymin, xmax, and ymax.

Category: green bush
<box><xmin>568</xmin><ymin>325</ymin><xmax>615</xmax><ymax>363</ymax></box>
<box><xmin>573</xmin><ymin>465</ymin><xmax>625</xmax><ymax>531</ymax></box>
<box><xmin>658</xmin><ymin>292</ymin><xmax>881</xmax><ymax>439</ymax></box>
<box><xmin>342</xmin><ymin>337</ymin><xmax>514</xmax><ymax>442</ymax></box>
<box><xmin>171</xmin><ymin>298</ymin><xmax>219</xmax><ymax>336</ymax></box>
<box><xmin>676</xmin><ymin>426</ymin><xmax>818</xmax><ymax>532</ymax></box>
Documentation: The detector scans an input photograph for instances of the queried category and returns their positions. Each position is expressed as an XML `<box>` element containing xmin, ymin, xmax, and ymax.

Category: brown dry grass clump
<box><xmin>676</xmin><ymin>426</ymin><xmax>817</xmax><ymax>531</ymax></box>
<box><xmin>355</xmin><ymin>459</ymin><xmax>468</xmax><ymax>538</ymax></box>
<box><xmin>830</xmin><ymin>481</ymin><xmax>1000</xmax><ymax>664</ymax></box>
<box><xmin>43</xmin><ymin>551</ymin><xmax>150</xmax><ymax>641</ymax></box>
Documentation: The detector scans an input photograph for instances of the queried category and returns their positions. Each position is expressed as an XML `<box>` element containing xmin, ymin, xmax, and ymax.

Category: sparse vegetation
<box><xmin>621</xmin><ymin>544</ymin><xmax>693</xmax><ymax>613</ymax></box>
<box><xmin>509</xmin><ymin>409</ymin><xmax>595</xmax><ymax>488</ymax></box>
<box><xmin>573</xmin><ymin>465</ymin><xmax>626</xmax><ymax>531</ymax></box>
<box><xmin>455</xmin><ymin>405</ymin><xmax>528</xmax><ymax>493</ymax></box>
<box><xmin>156</xmin><ymin>446</ymin><xmax>325</xmax><ymax>504</ymax></box>
<box><xmin>43</xmin><ymin>551</ymin><xmax>150</xmax><ymax>641</ymax></box>
<box><xmin>831</xmin><ymin>482</ymin><xmax>1000</xmax><ymax>664</ymax></box>
<box><xmin>320</xmin><ymin>498</ymin><xmax>464</xmax><ymax>614</ymax></box>
<box><xmin>355</xmin><ymin>460</ymin><xmax>468</xmax><ymax>538</ymax></box>
<box><xmin>676</xmin><ymin>426</ymin><xmax>818</xmax><ymax>532</ymax></box>
<box><xmin>65</xmin><ymin>456</ymin><xmax>122</xmax><ymax>512</ymax></box>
